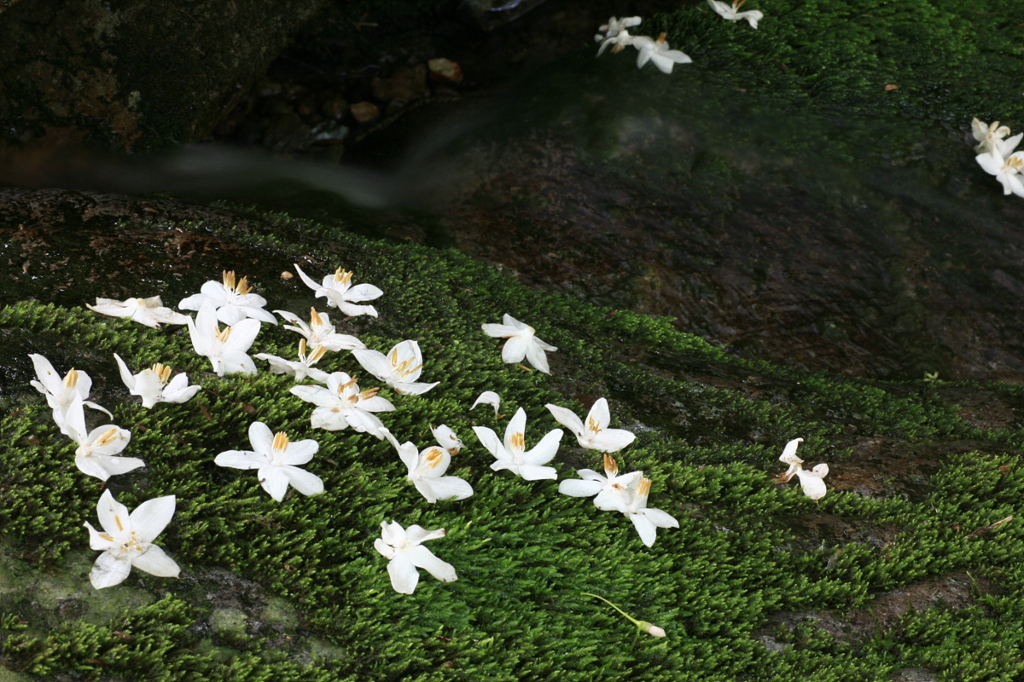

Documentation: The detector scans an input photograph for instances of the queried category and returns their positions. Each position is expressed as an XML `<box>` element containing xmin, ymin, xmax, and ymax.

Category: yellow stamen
<box><xmin>1010</xmin><ymin>157</ymin><xmax>1024</xmax><ymax>172</ymax></box>
<box><xmin>735</xmin><ymin>0</ymin><xmax>746</xmax><ymax>8</ymax></box>
<box><xmin>358</xmin><ymin>387</ymin><xmax>380</xmax><ymax>401</ymax></box>
<box><xmin>308</xmin><ymin>345</ymin><xmax>328</xmax><ymax>363</ymax></box>
<box><xmin>637</xmin><ymin>477</ymin><xmax>652</xmax><ymax>497</ymax></box>
<box><xmin>299</xmin><ymin>338</ymin><xmax>307</xmax><ymax>356</ymax></box>
<box><xmin>63</xmin><ymin>368</ymin><xmax>79</xmax><ymax>390</ymax></box>
<box><xmin>222</xmin><ymin>270</ymin><xmax>236</xmax><ymax>290</ymax></box>
<box><xmin>99</xmin><ymin>533</ymin><xmax>114</xmax><ymax>542</ymax></box>
<box><xmin>587</xmin><ymin>416</ymin><xmax>602</xmax><ymax>435</ymax></box>
<box><xmin>424</xmin><ymin>448</ymin><xmax>444</xmax><ymax>469</ymax></box>
<box><xmin>94</xmin><ymin>428</ymin><xmax>121</xmax><ymax>448</ymax></box>
<box><xmin>510</xmin><ymin>432</ymin><xmax>525</xmax><ymax>451</ymax></box>
<box><xmin>336</xmin><ymin>376</ymin><xmax>358</xmax><ymax>394</ymax></box>
<box><xmin>332</xmin><ymin>268</ymin><xmax>353</xmax><ymax>288</ymax></box>
<box><xmin>603</xmin><ymin>454</ymin><xmax>618</xmax><ymax>476</ymax></box>
<box><xmin>657</xmin><ymin>32</ymin><xmax>667</xmax><ymax>45</ymax></box>
<box><xmin>310</xmin><ymin>307</ymin><xmax>321</xmax><ymax>328</ymax></box>
<box><xmin>272</xmin><ymin>432</ymin><xmax>290</xmax><ymax>452</ymax></box>
<box><xmin>215</xmin><ymin>325</ymin><xmax>231</xmax><ymax>343</ymax></box>
<box><xmin>235</xmin><ymin>275</ymin><xmax>252</xmax><ymax>296</ymax></box>
<box><xmin>151</xmin><ymin>363</ymin><xmax>172</xmax><ymax>385</ymax></box>
<box><xmin>114</xmin><ymin>515</ymin><xmax>124</xmax><ymax>532</ymax></box>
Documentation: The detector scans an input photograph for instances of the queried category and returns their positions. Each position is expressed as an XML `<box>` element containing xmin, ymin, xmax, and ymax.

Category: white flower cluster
<box><xmin>972</xmin><ymin>118</ymin><xmax>1024</xmax><ymax>198</ymax></box>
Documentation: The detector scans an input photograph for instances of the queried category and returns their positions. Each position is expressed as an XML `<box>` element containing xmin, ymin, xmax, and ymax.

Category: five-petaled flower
<box><xmin>560</xmin><ymin>454</ymin><xmax>643</xmax><ymax>504</ymax></box>
<box><xmin>188</xmin><ymin>301</ymin><xmax>262</xmax><ymax>376</ymax></box>
<box><xmin>63</xmin><ymin>394</ymin><xmax>142</xmax><ymax>481</ymax></box>
<box><xmin>255</xmin><ymin>339</ymin><xmax>331</xmax><ymax>384</ymax></box>
<box><xmin>215</xmin><ymin>422</ymin><xmax>325</xmax><ymax>502</ymax></box>
<box><xmin>546</xmin><ymin>398</ymin><xmax>636</xmax><ymax>452</ymax></box>
<box><xmin>179</xmin><ymin>270</ymin><xmax>278</xmax><ymax>325</ymax></box>
<box><xmin>382</xmin><ymin>428</ymin><xmax>474</xmax><ymax>503</ymax></box>
<box><xmin>777</xmin><ymin>437</ymin><xmax>829</xmax><ymax>500</ymax></box>
<box><xmin>374</xmin><ymin>520</ymin><xmax>457</xmax><ymax>594</ymax></box>
<box><xmin>84</xmin><ymin>489</ymin><xmax>180</xmax><ymax>589</ymax></box>
<box><xmin>972</xmin><ymin>118</ymin><xmax>1022</xmax><ymax>157</ymax></box>
<box><xmin>353</xmin><ymin>340</ymin><xmax>439</xmax><ymax>395</ymax></box>
<box><xmin>294</xmin><ymin>264</ymin><xmax>383</xmax><ymax>318</ymax></box>
<box><xmin>481</xmin><ymin>314</ymin><xmax>558</xmax><ymax>374</ymax></box>
<box><xmin>114</xmin><ymin>354</ymin><xmax>200</xmax><ymax>409</ymax></box>
<box><xmin>473</xmin><ymin>407</ymin><xmax>563</xmax><ymax>480</ymax></box>
<box><xmin>290</xmin><ymin>372</ymin><xmax>395</xmax><ymax>438</ymax></box>
<box><xmin>604</xmin><ymin>476</ymin><xmax>679</xmax><ymax>547</ymax></box>
<box><xmin>632</xmin><ymin>33</ymin><xmax>692</xmax><ymax>74</ymax></box>
<box><xmin>275</xmin><ymin>307</ymin><xmax>366</xmax><ymax>352</ymax></box>
<box><xmin>976</xmin><ymin>150</ymin><xmax>1024</xmax><ymax>198</ymax></box>
<box><xmin>707</xmin><ymin>0</ymin><xmax>763</xmax><ymax>28</ymax></box>
<box><xmin>595</xmin><ymin>16</ymin><xmax>642</xmax><ymax>56</ymax></box>
<box><xmin>29</xmin><ymin>353</ymin><xmax>111</xmax><ymax>433</ymax></box>
<box><xmin>87</xmin><ymin>296</ymin><xmax>189</xmax><ymax>328</ymax></box>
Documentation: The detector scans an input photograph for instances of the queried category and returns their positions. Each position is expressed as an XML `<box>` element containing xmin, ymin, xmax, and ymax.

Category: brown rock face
<box><xmin>0</xmin><ymin>0</ymin><xmax>330</xmax><ymax>151</ymax></box>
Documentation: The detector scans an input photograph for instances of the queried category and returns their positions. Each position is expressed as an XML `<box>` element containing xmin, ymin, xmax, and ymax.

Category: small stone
<box><xmin>428</xmin><ymin>58</ymin><xmax>463</xmax><ymax>84</ymax></box>
<box><xmin>350</xmin><ymin>101</ymin><xmax>380</xmax><ymax>123</ymax></box>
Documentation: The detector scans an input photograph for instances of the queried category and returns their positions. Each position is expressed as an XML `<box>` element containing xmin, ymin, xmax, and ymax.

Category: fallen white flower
<box><xmin>352</xmin><ymin>340</ymin><xmax>439</xmax><ymax>395</ymax></box>
<box><xmin>84</xmin><ymin>489</ymin><xmax>180</xmax><ymax>589</ymax></box>
<box><xmin>595</xmin><ymin>15</ymin><xmax>641</xmax><ymax>41</ymax></box>
<box><xmin>545</xmin><ymin>398</ymin><xmax>635</xmax><ymax>452</ymax></box>
<box><xmin>707</xmin><ymin>0</ymin><xmax>763</xmax><ymax>28</ymax></box>
<box><xmin>187</xmin><ymin>301</ymin><xmax>261</xmax><ymax>376</ymax></box>
<box><xmin>598</xmin><ymin>30</ymin><xmax>637</xmax><ymax>56</ymax></box>
<box><xmin>481</xmin><ymin>314</ymin><xmax>557</xmax><ymax>374</ymax></box>
<box><xmin>473</xmin><ymin>407</ymin><xmax>562</xmax><ymax>481</ymax></box>
<box><xmin>114</xmin><ymin>354</ymin><xmax>200</xmax><ymax>409</ymax></box>
<box><xmin>618</xmin><ymin>476</ymin><xmax>679</xmax><ymax>547</ymax></box>
<box><xmin>431</xmin><ymin>424</ymin><xmax>463</xmax><ymax>455</ymax></box>
<box><xmin>976</xmin><ymin>150</ymin><xmax>1024</xmax><ymax>198</ymax></box>
<box><xmin>777</xmin><ymin>437</ymin><xmax>829</xmax><ymax>500</ymax></box>
<box><xmin>289</xmin><ymin>372</ymin><xmax>395</xmax><ymax>438</ymax></box>
<box><xmin>382</xmin><ymin>428</ymin><xmax>474</xmax><ymax>503</ymax></box>
<box><xmin>471</xmin><ymin>391</ymin><xmax>501</xmax><ymax>415</ymax></box>
<box><xmin>633</xmin><ymin>33</ymin><xmax>692</xmax><ymax>74</ymax></box>
<box><xmin>215</xmin><ymin>422</ymin><xmax>324</xmax><ymax>502</ymax></box>
<box><xmin>255</xmin><ymin>339</ymin><xmax>331</xmax><ymax>384</ymax></box>
<box><xmin>178</xmin><ymin>270</ymin><xmax>278</xmax><ymax>325</ymax></box>
<box><xmin>293</xmin><ymin>264</ymin><xmax>383</xmax><ymax>318</ymax></box>
<box><xmin>374</xmin><ymin>520</ymin><xmax>457</xmax><ymax>594</ymax></box>
<box><xmin>561</xmin><ymin>454</ymin><xmax>642</xmax><ymax>504</ymax></box>
<box><xmin>972</xmin><ymin>118</ymin><xmax>1022</xmax><ymax>157</ymax></box>
<box><xmin>87</xmin><ymin>296</ymin><xmax>189</xmax><ymax>328</ymax></box>
<box><xmin>275</xmin><ymin>307</ymin><xmax>365</xmax><ymax>352</ymax></box>
<box><xmin>29</xmin><ymin>353</ymin><xmax>111</xmax><ymax>432</ymax></box>
<box><xmin>64</xmin><ymin>394</ymin><xmax>142</xmax><ymax>481</ymax></box>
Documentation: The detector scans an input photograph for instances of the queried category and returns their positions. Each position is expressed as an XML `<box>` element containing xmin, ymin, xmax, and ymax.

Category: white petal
<box><xmin>131</xmin><ymin>545</ymin><xmax>180</xmax><ymax>578</ymax></box>
<box><xmin>630</xmin><ymin>513</ymin><xmax>658</xmax><ymax>547</ymax></box>
<box><xmin>345</xmin><ymin>283</ymin><xmax>384</xmax><ymax>303</ymax></box>
<box><xmin>642</xmin><ymin>507</ymin><xmax>680</xmax><ymax>529</ymax></box>
<box><xmin>215</xmin><ymin>450</ymin><xmax>264</xmax><ymax>470</ymax></box>
<box><xmin>517</xmin><ymin>464</ymin><xmax>559</xmax><ymax>481</ymax></box>
<box><xmin>472</xmin><ymin>391</ymin><xmax>501</xmax><ymax>414</ymax></box>
<box><xmin>407</xmin><ymin>544</ymin><xmax>457</xmax><ymax>583</ymax></box>
<box><xmin>387</xmin><ymin>553</ymin><xmax>420</xmax><ymax>594</ymax></box>
<box><xmin>91</xmin><ymin>454</ymin><xmax>146</xmax><ymax>477</ymax></box>
<box><xmin>523</xmin><ymin>429</ymin><xmax>563</xmax><ymax>466</ymax></box>
<box><xmin>503</xmin><ymin>408</ymin><xmax>528</xmax><ymax>454</ymax></box>
<box><xmin>90</xmin><ymin>551</ymin><xmax>133</xmax><ymax>589</ymax></box>
<box><xmin>590</xmin><ymin>428</ymin><xmax>636</xmax><ymax>453</ymax></box>
<box><xmin>113</xmin><ymin>354</ymin><xmax>136</xmax><ymax>391</ymax></box>
<box><xmin>284</xmin><ymin>466</ymin><xmax>325</xmax><ymax>496</ymax></box>
<box><xmin>96</xmin><ymin>489</ymin><xmax>129</xmax><ymax>536</ymax></box>
<box><xmin>279</xmin><ymin>439</ymin><xmax>319</xmax><ymax>466</ymax></box>
<box><xmin>248</xmin><ymin>421</ymin><xmax>275</xmax><ymax>455</ymax></box>
<box><xmin>406</xmin><ymin>525</ymin><xmax>447</xmax><ymax>544</ymax></box>
<box><xmin>501</xmin><ymin>334</ymin><xmax>529</xmax><ymax>364</ymax></box>
<box><xmin>129</xmin><ymin>495</ymin><xmax>176</xmax><ymax>543</ymax></box>
<box><xmin>259</xmin><ymin>466</ymin><xmax>291</xmax><ymax>502</ymax></box>
<box><xmin>558</xmin><ymin>479</ymin><xmax>605</xmax><ymax>497</ymax></box>
<box><xmin>426</xmin><ymin>476</ymin><xmax>474</xmax><ymax>502</ymax></box>
<box><xmin>545</xmin><ymin>404</ymin><xmax>584</xmax><ymax>438</ymax></box>
<box><xmin>352</xmin><ymin>350</ymin><xmax>393</xmax><ymax>382</ymax></box>
<box><xmin>472</xmin><ymin>426</ymin><xmax>504</xmax><ymax>459</ymax></box>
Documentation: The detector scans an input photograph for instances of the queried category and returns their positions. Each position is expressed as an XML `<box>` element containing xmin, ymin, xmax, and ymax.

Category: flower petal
<box><xmin>259</xmin><ymin>466</ymin><xmax>291</xmax><ymax>502</ymax></box>
<box><xmin>283</xmin><ymin>466</ymin><xmax>324</xmax><ymax>497</ymax></box>
<box><xmin>523</xmin><ymin>428</ymin><xmax>563</xmax><ymax>466</ymax></box>
<box><xmin>558</xmin><ymin>479</ymin><xmax>605</xmax><ymax>497</ymax></box>
<box><xmin>129</xmin><ymin>495</ymin><xmax>176</xmax><ymax>543</ymax></box>
<box><xmin>407</xmin><ymin>544</ymin><xmax>457</xmax><ymax>583</ymax></box>
<box><xmin>96</xmin><ymin>489</ymin><xmax>129</xmax><ymax>537</ymax></box>
<box><xmin>501</xmin><ymin>334</ymin><xmax>529</xmax><ymax>364</ymax></box>
<box><xmin>131</xmin><ymin>544</ymin><xmax>180</xmax><ymax>578</ymax></box>
<box><xmin>90</xmin><ymin>551</ymin><xmax>132</xmax><ymax>589</ymax></box>
<box><xmin>426</xmin><ymin>476</ymin><xmax>474</xmax><ymax>502</ymax></box>
<box><xmin>215</xmin><ymin>449</ymin><xmax>265</xmax><ymax>470</ymax></box>
<box><xmin>630</xmin><ymin>513</ymin><xmax>658</xmax><ymax>547</ymax></box>
<box><xmin>248</xmin><ymin>422</ymin><xmax>275</xmax><ymax>455</ymax></box>
<box><xmin>387</xmin><ymin>553</ymin><xmax>420</xmax><ymax>594</ymax></box>
<box><xmin>545</xmin><ymin>404</ymin><xmax>584</xmax><ymax>438</ymax></box>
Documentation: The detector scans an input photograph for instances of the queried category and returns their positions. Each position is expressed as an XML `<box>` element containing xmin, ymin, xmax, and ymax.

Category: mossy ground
<box><xmin>1</xmin><ymin>212</ymin><xmax>1024</xmax><ymax>680</ymax></box>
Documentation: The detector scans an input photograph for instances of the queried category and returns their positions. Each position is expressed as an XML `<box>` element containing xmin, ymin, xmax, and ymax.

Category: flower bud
<box><xmin>639</xmin><ymin>621</ymin><xmax>666</xmax><ymax>638</ymax></box>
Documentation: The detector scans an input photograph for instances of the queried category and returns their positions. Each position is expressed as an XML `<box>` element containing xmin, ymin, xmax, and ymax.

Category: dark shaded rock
<box><xmin>371</xmin><ymin>64</ymin><xmax>429</xmax><ymax>103</ymax></box>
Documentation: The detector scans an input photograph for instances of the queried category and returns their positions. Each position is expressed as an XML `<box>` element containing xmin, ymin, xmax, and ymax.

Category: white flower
<box><xmin>382</xmin><ymin>429</ymin><xmax>473</xmax><ymax>503</ymax></box>
<box><xmin>560</xmin><ymin>454</ymin><xmax>642</xmax><ymax>504</ymax></box>
<box><xmin>471</xmin><ymin>391</ymin><xmax>501</xmax><ymax>415</ymax></box>
<box><xmin>214</xmin><ymin>422</ymin><xmax>324</xmax><ymax>502</ymax></box>
<box><xmin>178</xmin><ymin>271</ymin><xmax>277</xmax><ymax>325</ymax></box>
<box><xmin>473</xmin><ymin>407</ymin><xmax>562</xmax><ymax>480</ymax></box>
<box><xmin>598</xmin><ymin>30</ymin><xmax>637</xmax><ymax>56</ymax></box>
<box><xmin>616</xmin><ymin>476</ymin><xmax>679</xmax><ymax>547</ymax></box>
<box><xmin>255</xmin><ymin>339</ymin><xmax>331</xmax><ymax>384</ymax></box>
<box><xmin>481</xmin><ymin>314</ymin><xmax>557</xmax><ymax>374</ymax></box>
<box><xmin>707</xmin><ymin>0</ymin><xmax>763</xmax><ymax>28</ymax></box>
<box><xmin>114</xmin><ymin>354</ymin><xmax>200</xmax><ymax>409</ymax></box>
<box><xmin>976</xmin><ymin>150</ymin><xmax>1024</xmax><ymax>197</ymax></box>
<box><xmin>777</xmin><ymin>437</ymin><xmax>829</xmax><ymax>500</ymax></box>
<box><xmin>352</xmin><ymin>340</ymin><xmax>439</xmax><ymax>395</ymax></box>
<box><xmin>633</xmin><ymin>33</ymin><xmax>692</xmax><ymax>74</ymax></box>
<box><xmin>84</xmin><ymin>489</ymin><xmax>180</xmax><ymax>589</ymax></box>
<box><xmin>545</xmin><ymin>398</ymin><xmax>636</xmax><ymax>452</ymax></box>
<box><xmin>595</xmin><ymin>16</ymin><xmax>642</xmax><ymax>41</ymax></box>
<box><xmin>431</xmin><ymin>424</ymin><xmax>463</xmax><ymax>455</ymax></box>
<box><xmin>64</xmin><ymin>394</ymin><xmax>142</xmax><ymax>481</ymax></box>
<box><xmin>87</xmin><ymin>296</ymin><xmax>189</xmax><ymax>328</ymax></box>
<box><xmin>293</xmin><ymin>264</ymin><xmax>383</xmax><ymax>318</ymax></box>
<box><xmin>972</xmin><ymin>118</ymin><xmax>1022</xmax><ymax>156</ymax></box>
<box><xmin>374</xmin><ymin>520</ymin><xmax>457</xmax><ymax>594</ymax></box>
<box><xmin>289</xmin><ymin>372</ymin><xmax>395</xmax><ymax>438</ymax></box>
<box><xmin>29</xmin><ymin>353</ymin><xmax>111</xmax><ymax>432</ymax></box>
<box><xmin>274</xmin><ymin>307</ymin><xmax>365</xmax><ymax>352</ymax></box>
<box><xmin>187</xmin><ymin>301</ymin><xmax>261</xmax><ymax>376</ymax></box>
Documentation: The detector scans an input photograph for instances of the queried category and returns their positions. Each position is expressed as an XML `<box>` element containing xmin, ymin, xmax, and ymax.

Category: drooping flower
<box><xmin>431</xmin><ymin>424</ymin><xmax>463</xmax><ymax>455</ymax></box>
<box><xmin>382</xmin><ymin>428</ymin><xmax>474</xmax><ymax>503</ymax></box>
<box><xmin>87</xmin><ymin>296</ymin><xmax>189</xmax><ymax>328</ymax></box>
<box><xmin>560</xmin><ymin>454</ymin><xmax>642</xmax><ymax>504</ymax></box>
<box><xmin>473</xmin><ymin>407</ymin><xmax>562</xmax><ymax>481</ymax></box>
<box><xmin>481</xmin><ymin>314</ymin><xmax>557</xmax><ymax>374</ymax></box>
<box><xmin>214</xmin><ymin>422</ymin><xmax>324</xmax><ymax>502</ymax></box>
<box><xmin>84</xmin><ymin>489</ymin><xmax>180</xmax><ymax>589</ymax></box>
<box><xmin>293</xmin><ymin>264</ymin><xmax>383</xmax><ymax>318</ymax></box>
<box><xmin>777</xmin><ymin>437</ymin><xmax>829</xmax><ymax>500</ymax></box>
<box><xmin>374</xmin><ymin>520</ymin><xmax>457</xmax><ymax>594</ymax></box>
<box><xmin>289</xmin><ymin>372</ymin><xmax>395</xmax><ymax>438</ymax></box>
<box><xmin>352</xmin><ymin>340</ymin><xmax>439</xmax><ymax>395</ymax></box>
<box><xmin>972</xmin><ymin>118</ymin><xmax>1022</xmax><ymax>156</ymax></box>
<box><xmin>275</xmin><ymin>307</ymin><xmax>366</xmax><ymax>352</ymax></box>
<box><xmin>63</xmin><ymin>394</ymin><xmax>142</xmax><ymax>481</ymax></box>
<box><xmin>255</xmin><ymin>339</ymin><xmax>331</xmax><ymax>384</ymax></box>
<box><xmin>178</xmin><ymin>270</ymin><xmax>278</xmax><ymax>325</ymax></box>
<box><xmin>545</xmin><ymin>398</ymin><xmax>636</xmax><ymax>452</ymax></box>
<box><xmin>707</xmin><ymin>0</ymin><xmax>763</xmax><ymax>28</ymax></box>
<box><xmin>976</xmin><ymin>150</ymin><xmax>1024</xmax><ymax>197</ymax></box>
<box><xmin>29</xmin><ymin>353</ymin><xmax>111</xmax><ymax>432</ymax></box>
<box><xmin>633</xmin><ymin>33</ymin><xmax>692</xmax><ymax>74</ymax></box>
<box><xmin>616</xmin><ymin>476</ymin><xmax>679</xmax><ymax>547</ymax></box>
<box><xmin>187</xmin><ymin>301</ymin><xmax>261</xmax><ymax>376</ymax></box>
<box><xmin>471</xmin><ymin>391</ymin><xmax>501</xmax><ymax>415</ymax></box>
<box><xmin>582</xmin><ymin>592</ymin><xmax>667</xmax><ymax>638</ymax></box>
<box><xmin>114</xmin><ymin>354</ymin><xmax>200</xmax><ymax>409</ymax></box>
